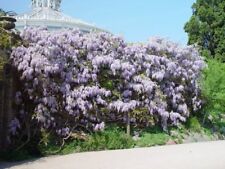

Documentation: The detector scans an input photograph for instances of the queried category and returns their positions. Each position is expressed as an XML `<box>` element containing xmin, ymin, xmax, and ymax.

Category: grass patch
<box><xmin>134</xmin><ymin>126</ymin><xmax>170</xmax><ymax>147</ymax></box>
<box><xmin>136</xmin><ymin>133</ymin><xmax>169</xmax><ymax>147</ymax></box>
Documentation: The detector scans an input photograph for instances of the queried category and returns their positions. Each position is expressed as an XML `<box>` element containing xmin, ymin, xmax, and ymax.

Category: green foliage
<box><xmin>76</xmin><ymin>127</ymin><xmax>134</xmax><ymax>152</ymax></box>
<box><xmin>135</xmin><ymin>126</ymin><xmax>170</xmax><ymax>147</ymax></box>
<box><xmin>201</xmin><ymin>59</ymin><xmax>225</xmax><ymax>127</ymax></box>
<box><xmin>0</xmin><ymin>15</ymin><xmax>21</xmax><ymax>49</ymax></box>
<box><xmin>0</xmin><ymin>19</ymin><xmax>22</xmax><ymax>79</ymax></box>
<box><xmin>136</xmin><ymin>133</ymin><xmax>169</xmax><ymax>147</ymax></box>
<box><xmin>99</xmin><ymin>71</ymin><xmax>115</xmax><ymax>90</ymax></box>
<box><xmin>184</xmin><ymin>0</ymin><xmax>225</xmax><ymax>60</ymax></box>
<box><xmin>0</xmin><ymin>8</ymin><xmax>16</xmax><ymax>17</ymax></box>
<box><xmin>0</xmin><ymin>9</ymin><xmax>6</xmax><ymax>16</ymax></box>
<box><xmin>36</xmin><ymin>126</ymin><xmax>171</xmax><ymax>156</ymax></box>
<box><xmin>39</xmin><ymin>126</ymin><xmax>135</xmax><ymax>156</ymax></box>
<box><xmin>0</xmin><ymin>56</ymin><xmax>7</xmax><ymax>80</ymax></box>
<box><xmin>0</xmin><ymin>28</ymin><xmax>12</xmax><ymax>49</ymax></box>
<box><xmin>2</xmin><ymin>124</ymin><xmax>222</xmax><ymax>162</ymax></box>
<box><xmin>186</xmin><ymin>117</ymin><xmax>202</xmax><ymax>132</ymax></box>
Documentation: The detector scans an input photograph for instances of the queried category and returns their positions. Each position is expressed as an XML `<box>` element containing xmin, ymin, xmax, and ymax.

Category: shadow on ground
<box><xmin>0</xmin><ymin>158</ymin><xmax>46</xmax><ymax>169</ymax></box>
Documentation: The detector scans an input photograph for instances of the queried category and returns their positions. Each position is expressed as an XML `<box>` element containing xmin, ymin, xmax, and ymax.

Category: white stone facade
<box><xmin>14</xmin><ymin>0</ymin><xmax>104</xmax><ymax>32</ymax></box>
<box><xmin>31</xmin><ymin>0</ymin><xmax>61</xmax><ymax>11</ymax></box>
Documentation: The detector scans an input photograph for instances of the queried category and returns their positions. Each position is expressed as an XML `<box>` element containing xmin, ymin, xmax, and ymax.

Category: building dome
<box><xmin>14</xmin><ymin>0</ymin><xmax>104</xmax><ymax>32</ymax></box>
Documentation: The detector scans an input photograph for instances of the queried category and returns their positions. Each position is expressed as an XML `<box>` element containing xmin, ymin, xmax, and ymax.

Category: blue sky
<box><xmin>1</xmin><ymin>0</ymin><xmax>195</xmax><ymax>44</ymax></box>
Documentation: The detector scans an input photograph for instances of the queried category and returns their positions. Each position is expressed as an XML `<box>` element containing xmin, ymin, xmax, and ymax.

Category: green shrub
<box><xmin>136</xmin><ymin>132</ymin><xmax>169</xmax><ymax>147</ymax></box>
<box><xmin>77</xmin><ymin>126</ymin><xmax>134</xmax><ymax>152</ymax></box>
<box><xmin>39</xmin><ymin>126</ymin><xmax>135</xmax><ymax>156</ymax></box>
<box><xmin>186</xmin><ymin>117</ymin><xmax>202</xmax><ymax>132</ymax></box>
<box><xmin>201</xmin><ymin>59</ymin><xmax>225</xmax><ymax>127</ymax></box>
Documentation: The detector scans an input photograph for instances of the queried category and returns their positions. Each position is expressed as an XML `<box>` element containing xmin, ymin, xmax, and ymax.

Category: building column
<box><xmin>47</xmin><ymin>0</ymin><xmax>50</xmax><ymax>8</ymax></box>
<box><xmin>36</xmin><ymin>0</ymin><xmax>38</xmax><ymax>8</ymax></box>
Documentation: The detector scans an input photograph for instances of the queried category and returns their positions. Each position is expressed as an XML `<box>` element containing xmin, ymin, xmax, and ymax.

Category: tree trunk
<box><xmin>126</xmin><ymin>112</ymin><xmax>131</xmax><ymax>136</ymax></box>
<box><xmin>0</xmin><ymin>63</ymin><xmax>16</xmax><ymax>151</ymax></box>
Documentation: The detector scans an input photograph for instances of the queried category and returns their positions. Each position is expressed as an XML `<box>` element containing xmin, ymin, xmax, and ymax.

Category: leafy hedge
<box><xmin>9</xmin><ymin>27</ymin><xmax>205</xmax><ymax>144</ymax></box>
<box><xmin>201</xmin><ymin>59</ymin><xmax>225</xmax><ymax>128</ymax></box>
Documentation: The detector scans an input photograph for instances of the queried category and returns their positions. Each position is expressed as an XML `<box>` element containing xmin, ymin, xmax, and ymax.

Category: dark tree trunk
<box><xmin>0</xmin><ymin>63</ymin><xmax>16</xmax><ymax>151</ymax></box>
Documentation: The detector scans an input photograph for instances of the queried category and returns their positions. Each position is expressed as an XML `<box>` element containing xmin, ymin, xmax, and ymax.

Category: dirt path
<box><xmin>1</xmin><ymin>140</ymin><xmax>225</xmax><ymax>169</ymax></box>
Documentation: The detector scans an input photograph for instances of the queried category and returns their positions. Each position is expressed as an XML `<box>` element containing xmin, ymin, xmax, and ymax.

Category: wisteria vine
<box><xmin>10</xmin><ymin>27</ymin><xmax>205</xmax><ymax>139</ymax></box>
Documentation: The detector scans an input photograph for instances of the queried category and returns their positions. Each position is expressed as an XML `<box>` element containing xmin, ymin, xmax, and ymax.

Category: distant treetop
<box><xmin>185</xmin><ymin>0</ymin><xmax>225</xmax><ymax>61</ymax></box>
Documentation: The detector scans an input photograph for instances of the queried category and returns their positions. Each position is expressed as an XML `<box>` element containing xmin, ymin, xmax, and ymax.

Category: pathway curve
<box><xmin>1</xmin><ymin>140</ymin><xmax>225</xmax><ymax>169</ymax></box>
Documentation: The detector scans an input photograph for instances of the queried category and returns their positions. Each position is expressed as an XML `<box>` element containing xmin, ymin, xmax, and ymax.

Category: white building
<box><xmin>14</xmin><ymin>0</ymin><xmax>104</xmax><ymax>32</ymax></box>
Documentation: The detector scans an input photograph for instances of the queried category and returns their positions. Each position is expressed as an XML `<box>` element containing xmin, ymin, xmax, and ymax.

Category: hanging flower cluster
<box><xmin>10</xmin><ymin>27</ymin><xmax>205</xmax><ymax>137</ymax></box>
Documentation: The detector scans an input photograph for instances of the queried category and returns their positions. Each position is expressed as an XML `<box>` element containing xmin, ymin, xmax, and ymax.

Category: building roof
<box><xmin>14</xmin><ymin>0</ymin><xmax>104</xmax><ymax>32</ymax></box>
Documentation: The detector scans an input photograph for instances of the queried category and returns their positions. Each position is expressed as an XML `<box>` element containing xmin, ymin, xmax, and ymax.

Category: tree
<box><xmin>0</xmin><ymin>9</ymin><xmax>6</xmax><ymax>16</ymax></box>
<box><xmin>184</xmin><ymin>0</ymin><xmax>225</xmax><ymax>61</ymax></box>
<box><xmin>0</xmin><ymin>8</ymin><xmax>17</xmax><ymax>16</ymax></box>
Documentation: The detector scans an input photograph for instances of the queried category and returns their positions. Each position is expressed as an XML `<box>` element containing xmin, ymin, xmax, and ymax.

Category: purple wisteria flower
<box><xmin>10</xmin><ymin>27</ymin><xmax>205</xmax><ymax>137</ymax></box>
